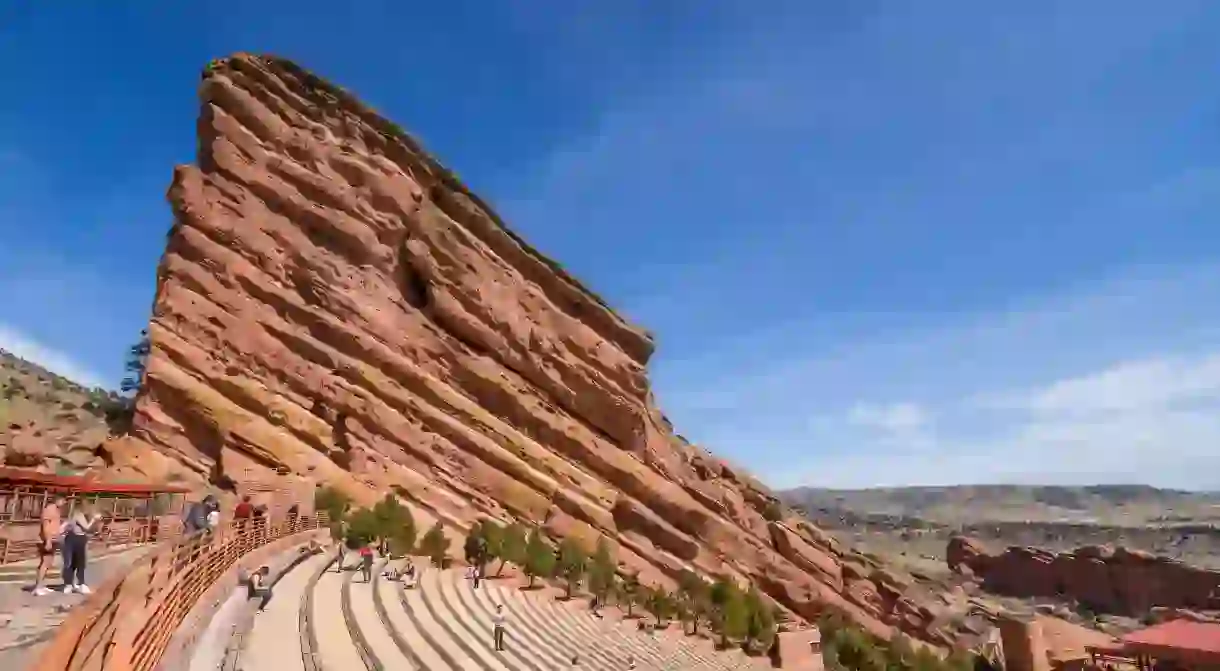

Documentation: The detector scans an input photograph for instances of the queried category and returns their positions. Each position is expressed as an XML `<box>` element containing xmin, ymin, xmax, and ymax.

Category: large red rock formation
<box><xmin>118</xmin><ymin>52</ymin><xmax>973</xmax><ymax>647</ymax></box>
<box><xmin>948</xmin><ymin>535</ymin><xmax>1220</xmax><ymax>616</ymax></box>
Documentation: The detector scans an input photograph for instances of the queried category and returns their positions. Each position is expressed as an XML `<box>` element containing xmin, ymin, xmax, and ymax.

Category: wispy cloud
<box><xmin>653</xmin><ymin>264</ymin><xmax>1220</xmax><ymax>490</ymax></box>
<box><xmin>0</xmin><ymin>323</ymin><xmax>107</xmax><ymax>389</ymax></box>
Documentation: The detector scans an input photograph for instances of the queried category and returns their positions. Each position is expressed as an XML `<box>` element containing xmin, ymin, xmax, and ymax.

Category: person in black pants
<box><xmin>61</xmin><ymin>505</ymin><xmax>101</xmax><ymax>594</ymax></box>
<box><xmin>492</xmin><ymin>604</ymin><xmax>506</xmax><ymax>651</ymax></box>
<box><xmin>248</xmin><ymin>566</ymin><xmax>273</xmax><ymax>612</ymax></box>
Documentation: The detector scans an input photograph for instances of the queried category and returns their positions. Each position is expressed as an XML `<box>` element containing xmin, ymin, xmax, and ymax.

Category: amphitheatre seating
<box><xmin>237</xmin><ymin>553</ymin><xmax>774</xmax><ymax>670</ymax></box>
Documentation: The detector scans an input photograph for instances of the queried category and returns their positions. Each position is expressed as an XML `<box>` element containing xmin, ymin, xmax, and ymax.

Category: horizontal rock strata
<box><xmin>120</xmin><ymin>52</ymin><xmax>975</xmax><ymax>647</ymax></box>
<box><xmin>948</xmin><ymin>535</ymin><xmax>1220</xmax><ymax>615</ymax></box>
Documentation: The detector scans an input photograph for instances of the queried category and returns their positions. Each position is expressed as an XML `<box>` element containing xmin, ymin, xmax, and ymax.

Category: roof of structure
<box><xmin>1121</xmin><ymin>620</ymin><xmax>1220</xmax><ymax>656</ymax></box>
<box><xmin>0</xmin><ymin>467</ymin><xmax>190</xmax><ymax>494</ymax></box>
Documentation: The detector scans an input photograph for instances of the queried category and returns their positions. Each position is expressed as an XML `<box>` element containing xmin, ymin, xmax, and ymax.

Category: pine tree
<box><xmin>523</xmin><ymin>528</ymin><xmax>555</xmax><ymax>588</ymax></box>
<box><xmin>677</xmin><ymin>569</ymin><xmax>709</xmax><ymax>635</ymax></box>
<box><xmin>483</xmin><ymin>521</ymin><xmax>504</xmax><ymax>571</ymax></box>
<box><xmin>556</xmin><ymin>536</ymin><xmax>588</xmax><ymax>600</ymax></box>
<box><xmin>345</xmin><ymin>507</ymin><xmax>380</xmax><ymax>549</ymax></box>
<box><xmin>419</xmin><ymin>522</ymin><xmax>449</xmax><ymax>567</ymax></box>
<box><xmin>621</xmin><ymin>572</ymin><xmax>640</xmax><ymax>618</ymax></box>
<box><xmin>314</xmin><ymin>486</ymin><xmax>352</xmax><ymax>524</ymax></box>
<box><xmin>465</xmin><ymin>521</ymin><xmax>490</xmax><ymax>567</ymax></box>
<box><xmin>645</xmin><ymin>586</ymin><xmax>674</xmax><ymax>627</ymax></box>
<box><xmin>497</xmin><ymin>522</ymin><xmax>527</xmax><ymax>576</ymax></box>
<box><xmin>586</xmin><ymin>538</ymin><xmax>617</xmax><ymax>605</ymax></box>
<box><xmin>119</xmin><ymin>330</ymin><xmax>151</xmax><ymax>396</ymax></box>
<box><xmin>742</xmin><ymin>585</ymin><xmax>777</xmax><ymax>653</ymax></box>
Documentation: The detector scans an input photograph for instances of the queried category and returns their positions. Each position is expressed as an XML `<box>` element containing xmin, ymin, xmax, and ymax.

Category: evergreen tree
<box><xmin>483</xmin><ymin>521</ymin><xmax>504</xmax><ymax>570</ymax></box>
<box><xmin>314</xmin><ymin>485</ymin><xmax>352</xmax><ymax>524</ymax></box>
<box><xmin>419</xmin><ymin>522</ymin><xmax>449</xmax><ymax>567</ymax></box>
<box><xmin>497</xmin><ymin>522</ymin><xmax>527</xmax><ymax>576</ymax></box>
<box><xmin>644</xmin><ymin>586</ymin><xmax>674</xmax><ymax>627</ymax></box>
<box><xmin>523</xmin><ymin>528</ymin><xmax>555</xmax><ymax>588</ymax></box>
<box><xmin>119</xmin><ymin>330</ymin><xmax>151</xmax><ymax>396</ymax></box>
<box><xmin>372</xmin><ymin>494</ymin><xmax>413</xmax><ymax>554</ymax></box>
<box><xmin>556</xmin><ymin>536</ymin><xmax>588</xmax><ymax>600</ymax></box>
<box><xmin>742</xmin><ymin>585</ymin><xmax>777</xmax><ymax>653</ymax></box>
<box><xmin>345</xmin><ymin>507</ymin><xmax>380</xmax><ymax>549</ymax></box>
<box><xmin>586</xmin><ymin>538</ymin><xmax>617</xmax><ymax>605</ymax></box>
<box><xmin>677</xmin><ymin>569</ymin><xmax>710</xmax><ymax>635</ymax></box>
<box><xmin>621</xmin><ymin>572</ymin><xmax>640</xmax><ymax>618</ymax></box>
<box><xmin>465</xmin><ymin>521</ymin><xmax>490</xmax><ymax>567</ymax></box>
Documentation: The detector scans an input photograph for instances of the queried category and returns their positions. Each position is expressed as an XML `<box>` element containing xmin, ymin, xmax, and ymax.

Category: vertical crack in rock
<box><xmin>116</xmin><ymin>52</ymin><xmax>973</xmax><ymax>649</ymax></box>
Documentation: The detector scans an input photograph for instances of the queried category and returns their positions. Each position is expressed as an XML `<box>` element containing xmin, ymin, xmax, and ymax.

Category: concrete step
<box><xmin>344</xmin><ymin>563</ymin><xmax>416</xmax><ymax>670</ymax></box>
<box><xmin>373</xmin><ymin>567</ymin><xmax>451</xmax><ymax>670</ymax></box>
<box><xmin>240</xmin><ymin>551</ymin><xmax>330</xmax><ymax>671</ymax></box>
<box><xmin>310</xmin><ymin>568</ymin><xmax>365</xmax><ymax>669</ymax></box>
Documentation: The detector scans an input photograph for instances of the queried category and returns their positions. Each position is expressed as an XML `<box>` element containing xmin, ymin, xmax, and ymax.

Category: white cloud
<box><xmin>0</xmin><ymin>323</ymin><xmax>107</xmax><ymax>389</ymax></box>
<box><xmin>651</xmin><ymin>263</ymin><xmax>1220</xmax><ymax>491</ymax></box>
<box><xmin>848</xmin><ymin>402</ymin><xmax>929</xmax><ymax>433</ymax></box>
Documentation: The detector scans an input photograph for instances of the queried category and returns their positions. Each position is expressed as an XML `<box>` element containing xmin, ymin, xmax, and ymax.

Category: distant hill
<box><xmin>779</xmin><ymin>484</ymin><xmax>1220</xmax><ymax>526</ymax></box>
<box><xmin>0</xmin><ymin>348</ymin><xmax>126</xmax><ymax>473</ymax></box>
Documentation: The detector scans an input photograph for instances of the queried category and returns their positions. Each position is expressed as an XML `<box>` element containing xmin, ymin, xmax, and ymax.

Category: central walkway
<box><xmin>235</xmin><ymin>549</ymin><xmax>773</xmax><ymax>670</ymax></box>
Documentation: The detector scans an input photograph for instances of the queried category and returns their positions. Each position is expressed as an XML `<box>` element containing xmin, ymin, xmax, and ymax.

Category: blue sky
<box><xmin>3</xmin><ymin>1</ymin><xmax>1220</xmax><ymax>489</ymax></box>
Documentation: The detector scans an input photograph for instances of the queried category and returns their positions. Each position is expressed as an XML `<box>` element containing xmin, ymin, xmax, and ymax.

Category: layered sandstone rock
<box><xmin>948</xmin><ymin>535</ymin><xmax>1220</xmax><ymax>616</ymax></box>
<box><xmin>117</xmin><ymin>52</ymin><xmax>973</xmax><ymax>646</ymax></box>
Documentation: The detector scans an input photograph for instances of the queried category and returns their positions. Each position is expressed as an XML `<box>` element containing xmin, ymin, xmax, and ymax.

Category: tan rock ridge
<box><xmin>947</xmin><ymin>535</ymin><xmax>1220</xmax><ymax>616</ymax></box>
<box><xmin>115</xmin><ymin>52</ymin><xmax>973</xmax><ymax>647</ymax></box>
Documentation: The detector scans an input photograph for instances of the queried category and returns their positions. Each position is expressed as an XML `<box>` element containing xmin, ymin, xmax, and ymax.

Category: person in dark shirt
<box><xmin>247</xmin><ymin>566</ymin><xmax>273</xmax><ymax>612</ymax></box>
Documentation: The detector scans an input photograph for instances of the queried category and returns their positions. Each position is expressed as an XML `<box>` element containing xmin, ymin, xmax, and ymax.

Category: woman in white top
<box><xmin>60</xmin><ymin>504</ymin><xmax>101</xmax><ymax>594</ymax></box>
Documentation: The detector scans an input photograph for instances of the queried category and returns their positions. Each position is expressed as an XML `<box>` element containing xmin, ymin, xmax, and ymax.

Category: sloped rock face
<box><xmin>948</xmin><ymin>535</ymin><xmax>1220</xmax><ymax>616</ymax></box>
<box><xmin>121</xmin><ymin>52</ymin><xmax>969</xmax><ymax>646</ymax></box>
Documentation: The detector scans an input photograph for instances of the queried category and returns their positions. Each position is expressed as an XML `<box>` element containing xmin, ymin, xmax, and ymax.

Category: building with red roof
<box><xmin>1087</xmin><ymin>620</ymin><xmax>1220</xmax><ymax>671</ymax></box>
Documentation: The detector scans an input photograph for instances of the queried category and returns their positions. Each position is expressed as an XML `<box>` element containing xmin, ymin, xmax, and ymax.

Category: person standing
<box><xmin>32</xmin><ymin>495</ymin><xmax>65</xmax><ymax>596</ymax></box>
<box><xmin>492</xmin><ymin>604</ymin><xmax>506</xmax><ymax>651</ymax></box>
<box><xmin>359</xmin><ymin>544</ymin><xmax>374</xmax><ymax>583</ymax></box>
<box><xmin>61</xmin><ymin>503</ymin><xmax>101</xmax><ymax>594</ymax></box>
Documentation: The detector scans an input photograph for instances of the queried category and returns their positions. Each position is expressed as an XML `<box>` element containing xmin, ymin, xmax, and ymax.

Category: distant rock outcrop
<box><xmin>947</xmin><ymin>535</ymin><xmax>1220</xmax><ymax>615</ymax></box>
<box><xmin>111</xmin><ymin>52</ymin><xmax>980</xmax><ymax>647</ymax></box>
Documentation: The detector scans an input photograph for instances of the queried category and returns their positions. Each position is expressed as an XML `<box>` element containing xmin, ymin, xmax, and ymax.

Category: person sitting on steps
<box><xmin>247</xmin><ymin>565</ymin><xmax>273</xmax><ymax>612</ymax></box>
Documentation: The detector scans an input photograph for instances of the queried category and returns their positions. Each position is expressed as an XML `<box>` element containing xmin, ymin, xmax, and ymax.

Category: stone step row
<box><xmin>371</xmin><ymin>560</ymin><xmax>769</xmax><ymax>671</ymax></box>
<box><xmin>238</xmin><ymin>550</ymin><xmax>771</xmax><ymax>671</ymax></box>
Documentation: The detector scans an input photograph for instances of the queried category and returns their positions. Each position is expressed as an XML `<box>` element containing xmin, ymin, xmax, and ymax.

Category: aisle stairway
<box><xmin>238</xmin><ymin>552</ymin><xmax>775</xmax><ymax>670</ymax></box>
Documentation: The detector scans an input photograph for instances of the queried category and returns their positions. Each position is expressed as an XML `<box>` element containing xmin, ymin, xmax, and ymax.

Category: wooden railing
<box><xmin>32</xmin><ymin>511</ymin><xmax>328</xmax><ymax>671</ymax></box>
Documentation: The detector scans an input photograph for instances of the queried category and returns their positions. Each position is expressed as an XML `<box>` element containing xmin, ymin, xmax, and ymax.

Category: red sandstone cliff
<box><xmin>947</xmin><ymin>535</ymin><xmax>1220</xmax><ymax>616</ymax></box>
<box><xmin>113</xmin><ymin>53</ymin><xmax>976</xmax><ymax>647</ymax></box>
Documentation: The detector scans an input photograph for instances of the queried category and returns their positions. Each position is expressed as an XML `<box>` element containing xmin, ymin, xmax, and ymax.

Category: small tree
<box><xmin>677</xmin><ymin>569</ymin><xmax>710</xmax><ymax>635</ymax></box>
<box><xmin>345</xmin><ymin>507</ymin><xmax>380</xmax><ymax>549</ymax></box>
<box><xmin>645</xmin><ymin>586</ymin><xmax>674</xmax><ymax>627</ymax></box>
<box><xmin>522</xmin><ymin>528</ymin><xmax>555</xmax><ymax>589</ymax></box>
<box><xmin>314</xmin><ymin>485</ymin><xmax>352</xmax><ymax>524</ymax></box>
<box><xmin>742</xmin><ymin>585</ymin><xmax>777</xmax><ymax>653</ymax></box>
<box><xmin>556</xmin><ymin>536</ymin><xmax>588</xmax><ymax>600</ymax></box>
<box><xmin>710</xmin><ymin>576</ymin><xmax>747</xmax><ymax>649</ymax></box>
<box><xmin>119</xmin><ymin>330</ymin><xmax>151</xmax><ymax>396</ymax></box>
<box><xmin>761</xmin><ymin>500</ymin><xmax>784</xmax><ymax>522</ymax></box>
<box><xmin>587</xmin><ymin>538</ymin><xmax>617</xmax><ymax>605</ymax></box>
<box><xmin>497</xmin><ymin>522</ymin><xmax>527</xmax><ymax>576</ymax></box>
<box><xmin>465</xmin><ymin>522</ymin><xmax>489</xmax><ymax>566</ymax></box>
<box><xmin>419</xmin><ymin>522</ymin><xmax>449</xmax><ymax>567</ymax></box>
<box><xmin>621</xmin><ymin>572</ymin><xmax>640</xmax><ymax>618</ymax></box>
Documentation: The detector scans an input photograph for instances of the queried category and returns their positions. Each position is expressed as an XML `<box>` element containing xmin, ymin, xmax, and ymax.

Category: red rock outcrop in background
<box><xmin>947</xmin><ymin>535</ymin><xmax>1220</xmax><ymax>615</ymax></box>
<box><xmin>116</xmin><ymin>53</ymin><xmax>977</xmax><ymax>647</ymax></box>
